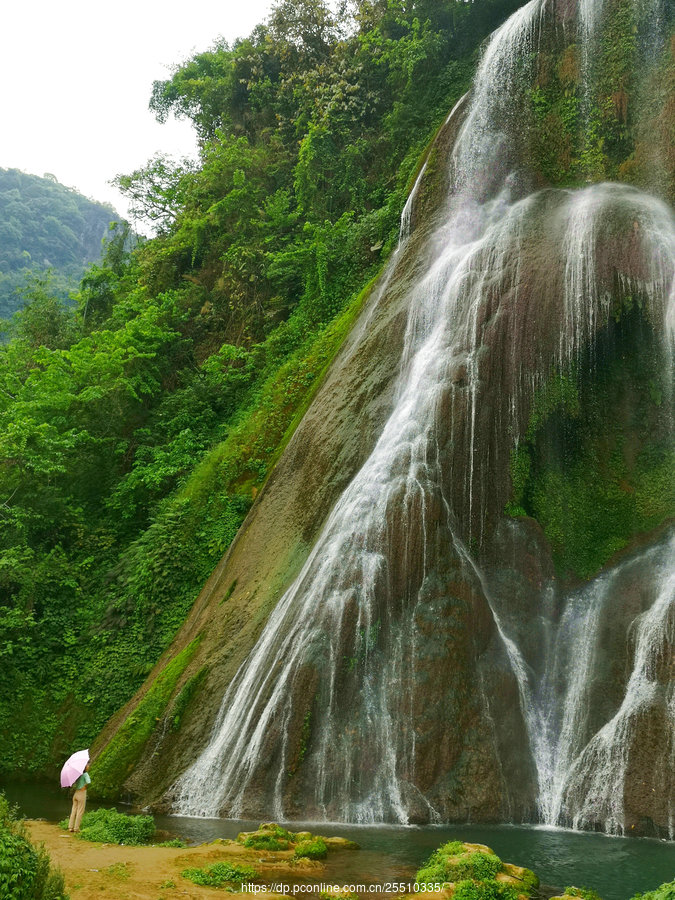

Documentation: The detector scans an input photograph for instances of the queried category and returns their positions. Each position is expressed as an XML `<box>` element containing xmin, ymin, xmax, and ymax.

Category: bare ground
<box><xmin>27</xmin><ymin>820</ymin><xmax>324</xmax><ymax>900</ymax></box>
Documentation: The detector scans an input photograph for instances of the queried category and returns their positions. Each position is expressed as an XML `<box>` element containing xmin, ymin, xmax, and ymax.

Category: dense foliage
<box><xmin>0</xmin><ymin>0</ymin><xmax>523</xmax><ymax>780</ymax></box>
<box><xmin>57</xmin><ymin>808</ymin><xmax>155</xmax><ymax>845</ymax></box>
<box><xmin>629</xmin><ymin>881</ymin><xmax>675</xmax><ymax>900</ymax></box>
<box><xmin>0</xmin><ymin>795</ymin><xmax>67</xmax><ymax>900</ymax></box>
<box><xmin>0</xmin><ymin>169</ymin><xmax>118</xmax><ymax>320</ymax></box>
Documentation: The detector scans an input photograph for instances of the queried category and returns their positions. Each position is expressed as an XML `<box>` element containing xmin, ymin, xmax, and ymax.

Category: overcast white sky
<box><xmin>1</xmin><ymin>0</ymin><xmax>277</xmax><ymax>222</ymax></box>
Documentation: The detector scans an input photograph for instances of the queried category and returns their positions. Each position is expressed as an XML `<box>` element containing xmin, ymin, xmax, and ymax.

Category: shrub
<box><xmin>454</xmin><ymin>880</ymin><xmax>520</xmax><ymax>900</ymax></box>
<box><xmin>0</xmin><ymin>794</ymin><xmax>68</xmax><ymax>900</ymax></box>
<box><xmin>630</xmin><ymin>882</ymin><xmax>675</xmax><ymax>900</ymax></box>
<box><xmin>181</xmin><ymin>861</ymin><xmax>257</xmax><ymax>887</ymax></box>
<box><xmin>294</xmin><ymin>838</ymin><xmax>328</xmax><ymax>860</ymax></box>
<box><xmin>59</xmin><ymin>808</ymin><xmax>155</xmax><ymax>845</ymax></box>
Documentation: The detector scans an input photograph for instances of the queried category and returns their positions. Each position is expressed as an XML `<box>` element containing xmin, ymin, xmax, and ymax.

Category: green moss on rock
<box><xmin>506</xmin><ymin>310</ymin><xmax>674</xmax><ymax>580</ymax></box>
<box><xmin>91</xmin><ymin>639</ymin><xmax>200</xmax><ymax>800</ymax></box>
<box><xmin>415</xmin><ymin>841</ymin><xmax>538</xmax><ymax>898</ymax></box>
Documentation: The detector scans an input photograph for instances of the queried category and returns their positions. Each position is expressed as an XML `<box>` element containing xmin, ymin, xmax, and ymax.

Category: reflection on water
<box><xmin>2</xmin><ymin>780</ymin><xmax>673</xmax><ymax>900</ymax></box>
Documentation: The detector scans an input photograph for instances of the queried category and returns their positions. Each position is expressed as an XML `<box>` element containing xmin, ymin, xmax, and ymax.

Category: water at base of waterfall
<box><xmin>3</xmin><ymin>779</ymin><xmax>674</xmax><ymax>900</ymax></box>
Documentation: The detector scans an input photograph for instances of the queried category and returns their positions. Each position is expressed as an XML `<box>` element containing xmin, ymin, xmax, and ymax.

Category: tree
<box><xmin>114</xmin><ymin>155</ymin><xmax>196</xmax><ymax>233</ymax></box>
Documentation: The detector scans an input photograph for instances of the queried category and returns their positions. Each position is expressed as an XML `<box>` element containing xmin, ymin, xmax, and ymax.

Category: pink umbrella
<box><xmin>60</xmin><ymin>749</ymin><xmax>90</xmax><ymax>788</ymax></box>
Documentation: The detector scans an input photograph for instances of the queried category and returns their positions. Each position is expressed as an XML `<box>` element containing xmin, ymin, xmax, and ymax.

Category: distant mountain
<box><xmin>0</xmin><ymin>168</ymin><xmax>121</xmax><ymax>319</ymax></box>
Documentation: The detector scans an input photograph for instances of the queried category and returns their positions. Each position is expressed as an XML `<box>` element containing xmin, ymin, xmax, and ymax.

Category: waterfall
<box><xmin>530</xmin><ymin>535</ymin><xmax>675</xmax><ymax>832</ymax></box>
<box><xmin>563</xmin><ymin>538</ymin><xmax>675</xmax><ymax>835</ymax></box>
<box><xmin>170</xmin><ymin>0</ymin><xmax>675</xmax><ymax>827</ymax></box>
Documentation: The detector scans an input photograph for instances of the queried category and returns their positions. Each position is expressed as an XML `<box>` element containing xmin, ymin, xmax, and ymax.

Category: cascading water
<box><xmin>521</xmin><ymin>534</ymin><xmax>675</xmax><ymax>833</ymax></box>
<box><xmin>171</xmin><ymin>0</ymin><xmax>674</xmax><ymax>829</ymax></box>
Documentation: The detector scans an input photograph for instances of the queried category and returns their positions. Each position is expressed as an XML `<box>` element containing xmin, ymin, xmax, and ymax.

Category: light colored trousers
<box><xmin>68</xmin><ymin>788</ymin><xmax>87</xmax><ymax>831</ymax></box>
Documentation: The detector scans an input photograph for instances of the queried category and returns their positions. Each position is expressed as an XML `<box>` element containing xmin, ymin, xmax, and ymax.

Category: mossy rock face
<box><xmin>415</xmin><ymin>841</ymin><xmax>539</xmax><ymax>899</ymax></box>
<box><xmin>526</xmin><ymin>0</ymin><xmax>674</xmax><ymax>199</ymax></box>
<box><xmin>505</xmin><ymin>309</ymin><xmax>674</xmax><ymax>581</ymax></box>
<box><xmin>90</xmin><ymin>638</ymin><xmax>200</xmax><ymax>800</ymax></box>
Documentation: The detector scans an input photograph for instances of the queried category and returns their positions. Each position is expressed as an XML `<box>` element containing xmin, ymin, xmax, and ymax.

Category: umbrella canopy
<box><xmin>60</xmin><ymin>749</ymin><xmax>89</xmax><ymax>788</ymax></box>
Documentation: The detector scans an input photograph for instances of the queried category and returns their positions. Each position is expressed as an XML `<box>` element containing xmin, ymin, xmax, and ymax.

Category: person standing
<box><xmin>68</xmin><ymin>762</ymin><xmax>91</xmax><ymax>833</ymax></box>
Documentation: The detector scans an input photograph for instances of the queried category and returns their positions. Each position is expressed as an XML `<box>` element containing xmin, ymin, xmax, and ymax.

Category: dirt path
<box><xmin>27</xmin><ymin>821</ymin><xmax>323</xmax><ymax>900</ymax></box>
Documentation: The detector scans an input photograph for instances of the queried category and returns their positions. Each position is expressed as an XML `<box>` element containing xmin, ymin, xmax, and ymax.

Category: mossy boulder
<box><xmin>293</xmin><ymin>838</ymin><xmax>328</xmax><ymax>860</ymax></box>
<box><xmin>237</xmin><ymin>823</ymin><xmax>294</xmax><ymax>851</ymax></box>
<box><xmin>235</xmin><ymin>823</ymin><xmax>357</xmax><ymax>858</ymax></box>
<box><xmin>323</xmin><ymin>836</ymin><xmax>360</xmax><ymax>851</ymax></box>
<box><xmin>415</xmin><ymin>840</ymin><xmax>539</xmax><ymax>900</ymax></box>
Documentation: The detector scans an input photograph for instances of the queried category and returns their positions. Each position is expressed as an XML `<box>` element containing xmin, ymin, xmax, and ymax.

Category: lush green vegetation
<box><xmin>507</xmin><ymin>310</ymin><xmax>674</xmax><ymax>579</ymax></box>
<box><xmin>415</xmin><ymin>839</ymin><xmax>538</xmax><ymax>898</ymax></box>
<box><xmin>528</xmin><ymin>0</ymin><xmax>675</xmax><ymax>201</ymax></box>
<box><xmin>90</xmin><ymin>639</ymin><xmax>200</xmax><ymax>799</ymax></box>
<box><xmin>57</xmin><ymin>808</ymin><xmax>155</xmax><ymax>845</ymax></box>
<box><xmin>0</xmin><ymin>795</ymin><xmax>67</xmax><ymax>900</ymax></box>
<box><xmin>0</xmin><ymin>0</ymin><xmax>524</xmax><ymax>782</ymax></box>
<box><xmin>0</xmin><ymin>169</ymin><xmax>119</xmax><ymax>321</ymax></box>
<box><xmin>629</xmin><ymin>880</ymin><xmax>675</xmax><ymax>900</ymax></box>
<box><xmin>180</xmin><ymin>860</ymin><xmax>257</xmax><ymax>888</ymax></box>
<box><xmin>234</xmin><ymin>824</ymin><xmax>342</xmax><ymax>859</ymax></box>
<box><xmin>294</xmin><ymin>837</ymin><xmax>328</xmax><ymax>860</ymax></box>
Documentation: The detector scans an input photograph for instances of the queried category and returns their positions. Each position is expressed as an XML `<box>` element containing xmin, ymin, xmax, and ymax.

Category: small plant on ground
<box><xmin>238</xmin><ymin>823</ymin><xmax>295</xmax><ymax>851</ymax></box>
<box><xmin>105</xmin><ymin>862</ymin><xmax>130</xmax><ymax>880</ymax></box>
<box><xmin>181</xmin><ymin>861</ymin><xmax>257</xmax><ymax>888</ymax></box>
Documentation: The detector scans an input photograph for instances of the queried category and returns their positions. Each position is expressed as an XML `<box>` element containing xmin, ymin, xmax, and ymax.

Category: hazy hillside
<box><xmin>0</xmin><ymin>168</ymin><xmax>119</xmax><ymax>318</ymax></box>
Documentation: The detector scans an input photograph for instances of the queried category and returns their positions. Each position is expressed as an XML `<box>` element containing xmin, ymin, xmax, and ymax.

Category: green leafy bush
<box><xmin>629</xmin><ymin>881</ymin><xmax>675</xmax><ymax>900</ymax></box>
<box><xmin>181</xmin><ymin>861</ymin><xmax>257</xmax><ymax>887</ymax></box>
<box><xmin>58</xmin><ymin>808</ymin><xmax>155</xmax><ymax>845</ymax></box>
<box><xmin>0</xmin><ymin>794</ymin><xmax>68</xmax><ymax>900</ymax></box>
<box><xmin>454</xmin><ymin>880</ymin><xmax>520</xmax><ymax>900</ymax></box>
<box><xmin>294</xmin><ymin>838</ymin><xmax>328</xmax><ymax>860</ymax></box>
